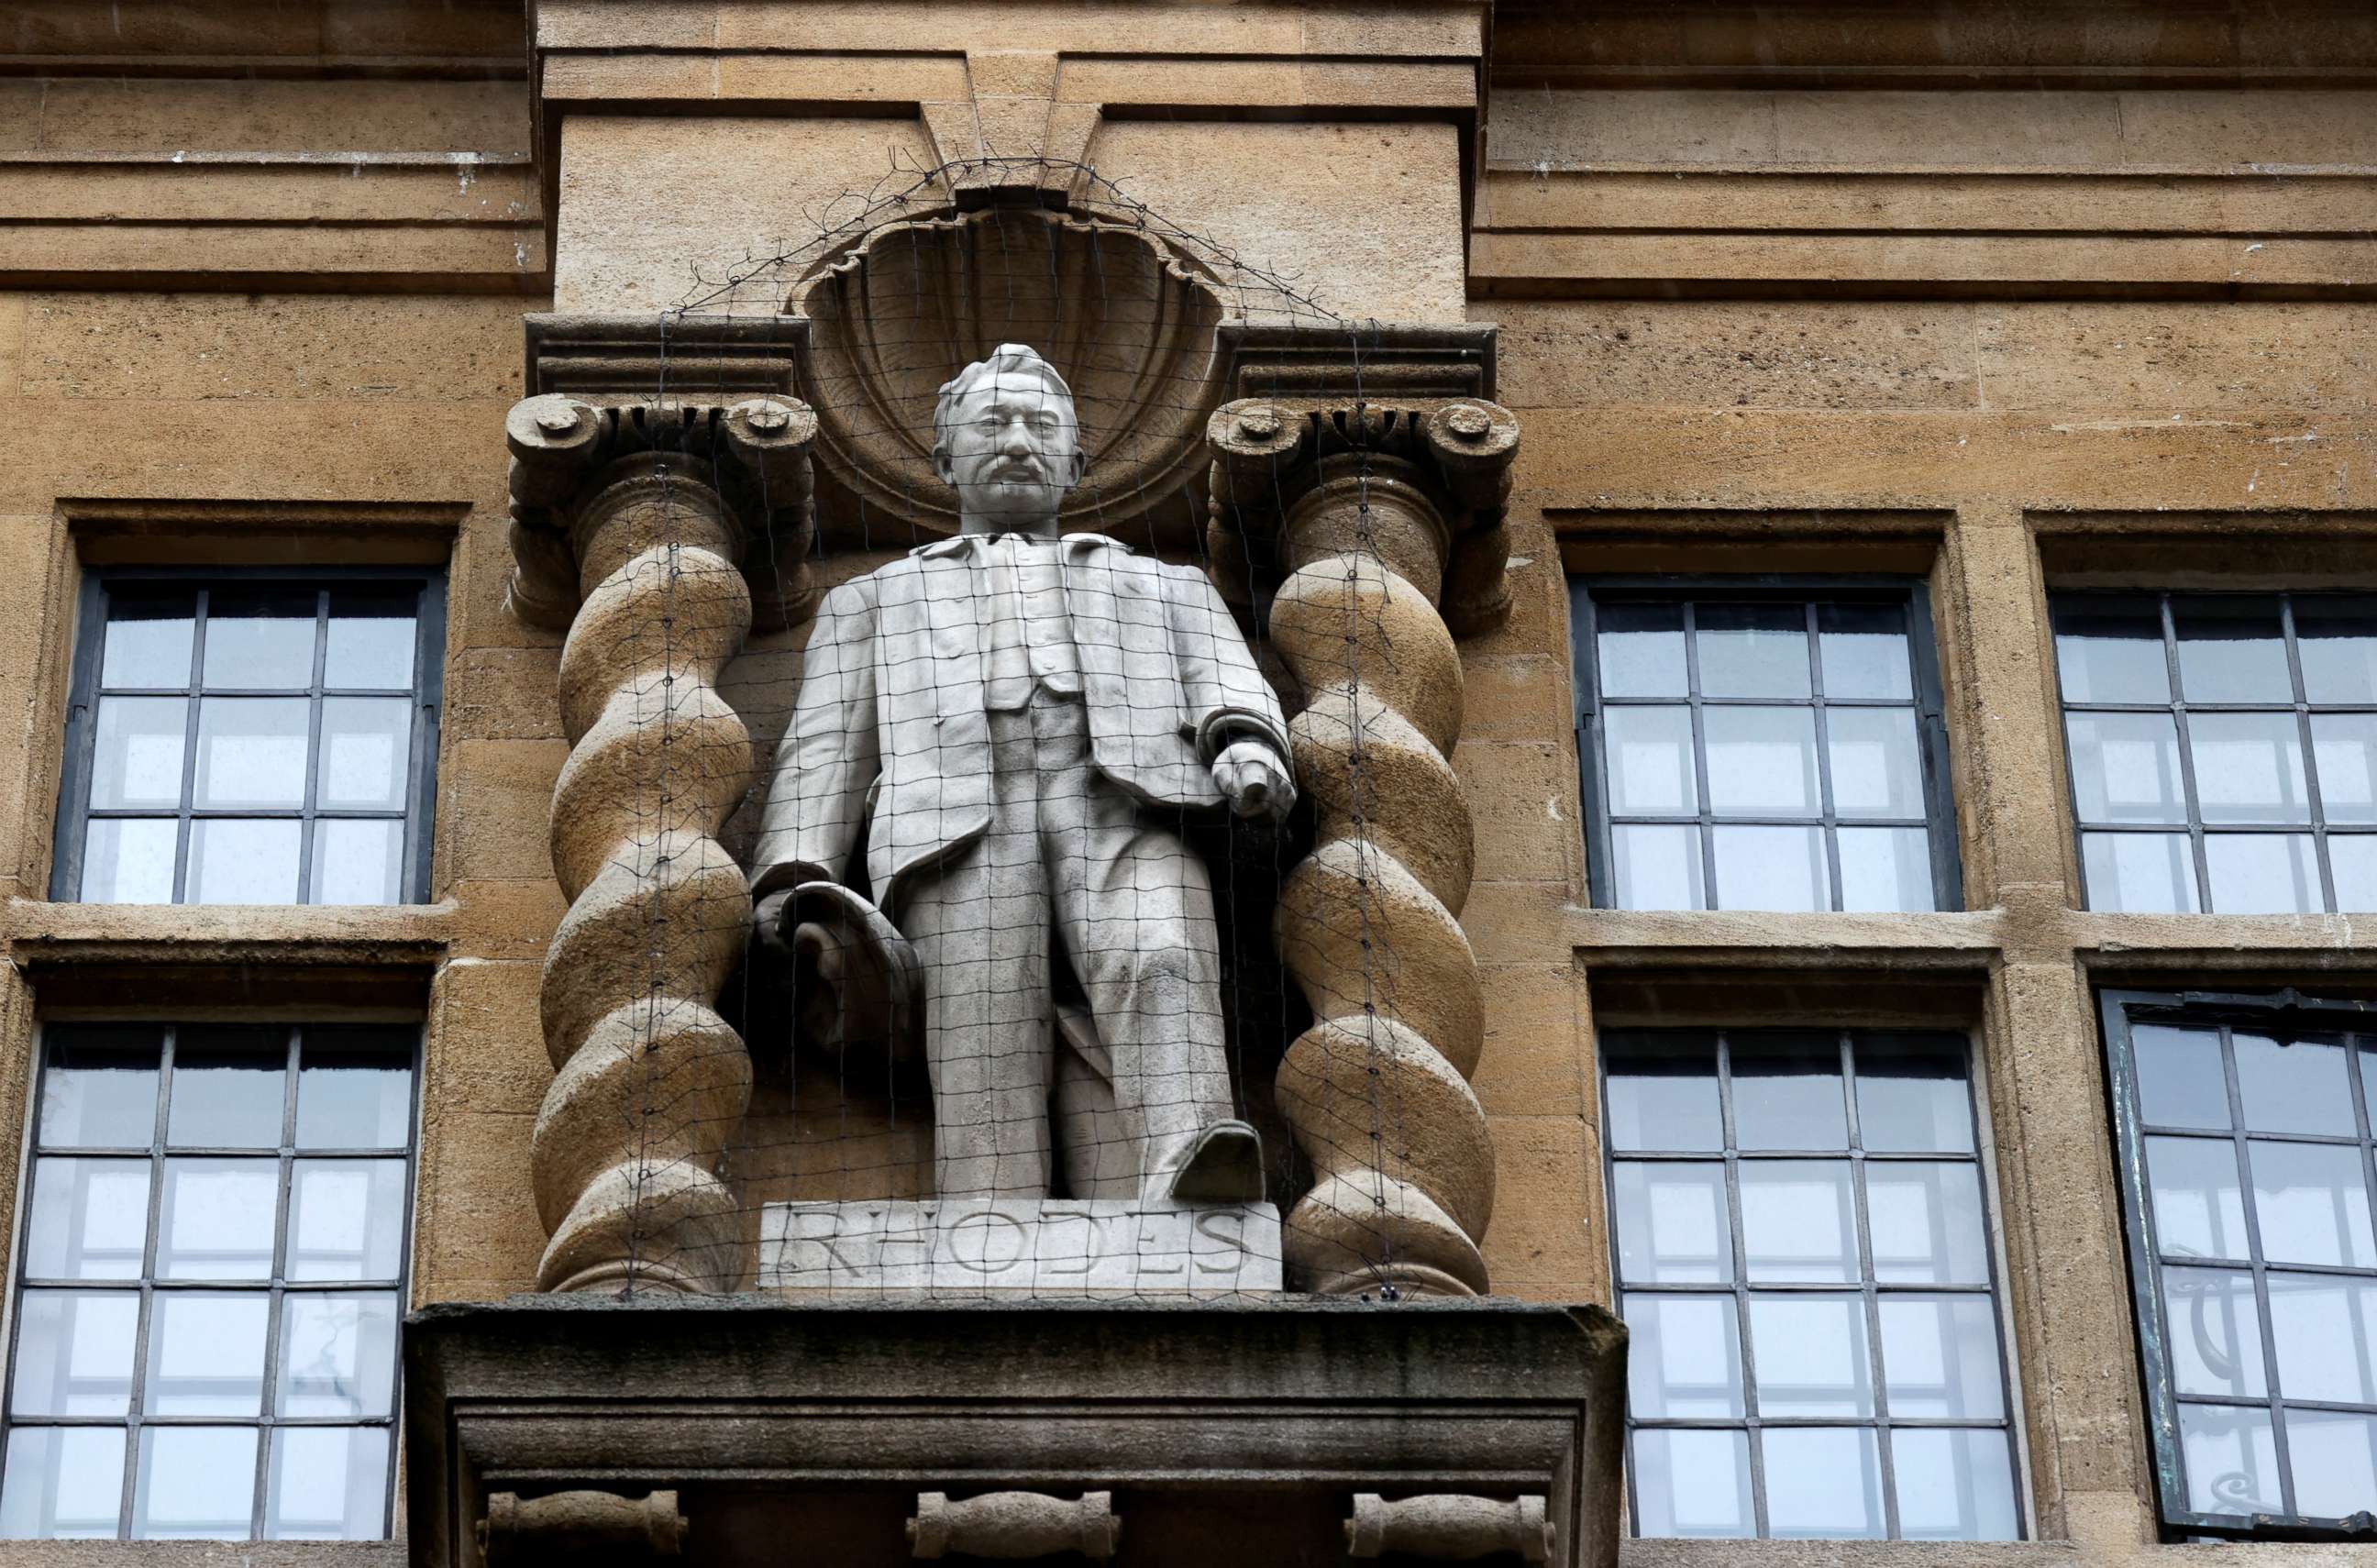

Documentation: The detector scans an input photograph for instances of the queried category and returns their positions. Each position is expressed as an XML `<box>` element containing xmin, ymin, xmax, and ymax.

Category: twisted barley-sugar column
<box><xmin>1238</xmin><ymin>411</ymin><xmax>1509</xmax><ymax>1298</ymax></box>
<box><xmin>505</xmin><ymin>397</ymin><xmax>810</xmax><ymax>1294</ymax></box>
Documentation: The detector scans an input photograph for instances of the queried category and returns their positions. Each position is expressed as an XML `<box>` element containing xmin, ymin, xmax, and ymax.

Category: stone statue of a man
<box><xmin>750</xmin><ymin>344</ymin><xmax>1296</xmax><ymax>1205</ymax></box>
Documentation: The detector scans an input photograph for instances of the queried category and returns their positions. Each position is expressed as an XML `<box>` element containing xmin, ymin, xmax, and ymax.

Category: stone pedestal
<box><xmin>759</xmin><ymin>1199</ymin><xmax>1283</xmax><ymax>1292</ymax></box>
<box><xmin>405</xmin><ymin>1296</ymin><xmax>1627</xmax><ymax>1568</ymax></box>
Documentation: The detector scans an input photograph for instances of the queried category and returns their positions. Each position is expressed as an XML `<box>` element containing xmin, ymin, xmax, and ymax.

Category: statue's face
<box><xmin>934</xmin><ymin>362</ymin><xmax>1084</xmax><ymax>530</ymax></box>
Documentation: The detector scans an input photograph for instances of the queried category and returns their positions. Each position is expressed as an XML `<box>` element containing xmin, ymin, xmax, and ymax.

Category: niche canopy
<box><xmin>790</xmin><ymin>203</ymin><xmax>1228</xmax><ymax>540</ymax></box>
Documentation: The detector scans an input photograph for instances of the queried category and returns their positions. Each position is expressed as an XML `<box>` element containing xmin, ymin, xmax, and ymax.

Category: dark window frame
<box><xmin>2052</xmin><ymin>589</ymin><xmax>2377</xmax><ymax>915</ymax></box>
<box><xmin>2101</xmin><ymin>986</ymin><xmax>2377</xmax><ymax>1539</ymax></box>
<box><xmin>1599</xmin><ymin>1026</ymin><xmax>2026</xmax><ymax>1541</ymax></box>
<box><xmin>0</xmin><ymin>1019</ymin><xmax>421</xmax><ymax>1540</ymax></box>
<box><xmin>1568</xmin><ymin>575</ymin><xmax>1962</xmax><ymax>913</ymax></box>
<box><xmin>50</xmin><ymin>567</ymin><xmax>448</xmax><ymax>906</ymax></box>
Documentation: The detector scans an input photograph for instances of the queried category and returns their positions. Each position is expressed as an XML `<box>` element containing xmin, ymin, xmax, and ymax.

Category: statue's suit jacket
<box><xmin>750</xmin><ymin>533</ymin><xmax>1291</xmax><ymax>916</ymax></box>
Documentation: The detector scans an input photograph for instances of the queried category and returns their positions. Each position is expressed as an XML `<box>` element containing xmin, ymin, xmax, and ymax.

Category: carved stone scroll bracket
<box><xmin>908</xmin><ymin>1491</ymin><xmax>1120</xmax><ymax>1561</ymax></box>
<box><xmin>503</xmin><ymin>393</ymin><xmax>819</xmax><ymax>1296</ymax></box>
<box><xmin>479</xmin><ymin>1490</ymin><xmax>688</xmax><ymax>1563</ymax></box>
<box><xmin>1206</xmin><ymin>390</ymin><xmax>1521</xmax><ymax>1299</ymax></box>
<box><xmin>1346</xmin><ymin>1495</ymin><xmax>1553</xmax><ymax>1563</ymax></box>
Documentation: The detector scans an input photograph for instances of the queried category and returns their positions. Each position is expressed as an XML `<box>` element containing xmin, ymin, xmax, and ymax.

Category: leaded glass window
<box><xmin>1570</xmin><ymin>580</ymin><xmax>1960</xmax><ymax>912</ymax></box>
<box><xmin>1605</xmin><ymin>1028</ymin><xmax>2023</xmax><ymax>1540</ymax></box>
<box><xmin>0</xmin><ymin>1022</ymin><xmax>415</xmax><ymax>1540</ymax></box>
<box><xmin>2053</xmin><ymin>591</ymin><xmax>2377</xmax><ymax>914</ymax></box>
<box><xmin>55</xmin><ymin>573</ymin><xmax>445</xmax><ymax>906</ymax></box>
<box><xmin>2102</xmin><ymin>989</ymin><xmax>2377</xmax><ymax>1533</ymax></box>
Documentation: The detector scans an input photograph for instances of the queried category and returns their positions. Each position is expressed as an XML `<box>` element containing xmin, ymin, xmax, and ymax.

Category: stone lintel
<box><xmin>759</xmin><ymin>1198</ymin><xmax>1283</xmax><ymax>1293</ymax></box>
<box><xmin>404</xmin><ymin>1295</ymin><xmax>1625</xmax><ymax>1568</ymax></box>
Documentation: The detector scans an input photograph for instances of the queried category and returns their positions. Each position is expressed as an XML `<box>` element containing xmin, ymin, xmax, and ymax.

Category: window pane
<box><xmin>1710</xmin><ymin>824</ymin><xmax>1827</xmax><ymax>912</ymax></box>
<box><xmin>1704</xmin><ymin>707</ymin><xmax>1820</xmax><ymax>816</ymax></box>
<box><xmin>1817</xmin><ymin>602</ymin><xmax>1912</xmax><ymax>701</ymax></box>
<box><xmin>1864</xmin><ymin>1162</ymin><xmax>1989</xmax><ymax>1285</ymax></box>
<box><xmin>2066</xmin><ymin>712</ymin><xmax>2187</xmax><ymax>825</ymax></box>
<box><xmin>193</xmin><ymin>696</ymin><xmax>309</xmax><ymax>809</ymax></box>
<box><xmin>1697</xmin><ymin>603</ymin><xmax>1810</xmax><ymax>699</ymax></box>
<box><xmin>2267</xmin><ymin>1272</ymin><xmax>2377</xmax><ymax>1405</ymax></box>
<box><xmin>2234</xmin><ymin>1031</ymin><xmax>2356</xmax><ymax>1137</ymax></box>
<box><xmin>1825</xmin><ymin>707</ymin><xmax>1924</xmax><ymax>819</ymax></box>
<box><xmin>1892</xmin><ymin>1430</ymin><xmax>2019</xmax><ymax>1541</ymax></box>
<box><xmin>1611</xmin><ymin>823</ymin><xmax>1703</xmax><ymax>911</ymax></box>
<box><xmin>2055</xmin><ymin>595</ymin><xmax>2170</xmax><ymax>704</ymax></box>
<box><xmin>2163</xmin><ymin>1266</ymin><xmax>2268</xmax><ymax>1398</ymax></box>
<box><xmin>10</xmin><ymin>1289</ymin><xmax>138</xmax><ymax>1415</ymax></box>
<box><xmin>132</xmin><ymin>1426</ymin><xmax>257</xmax><ymax>1540</ymax></box>
<box><xmin>2310</xmin><ymin>712</ymin><xmax>2377</xmax><ymax>824</ymax></box>
<box><xmin>202</xmin><ymin>589</ymin><xmax>315</xmax><ymax>690</ymax></box>
<box><xmin>1854</xmin><ymin>1034</ymin><xmax>1973</xmax><ymax>1154</ymax></box>
<box><xmin>1603</xmin><ymin>1036</ymin><xmax>1721</xmax><ymax>1152</ymax></box>
<box><xmin>187</xmin><ymin>818</ymin><xmax>301</xmax><ymax>905</ymax></box>
<box><xmin>1740</xmin><ymin>1160</ymin><xmax>1857</xmax><ymax>1283</ymax></box>
<box><xmin>1597</xmin><ymin>602</ymin><xmax>1686</xmax><ymax>698</ymax></box>
<box><xmin>102</xmin><ymin>591</ymin><xmax>195</xmax><ymax>688</ymax></box>
<box><xmin>1748</xmin><ymin>1292</ymin><xmax>1872</xmax><ymax>1416</ymax></box>
<box><xmin>24</xmin><ymin>1156</ymin><xmax>150</xmax><ymax>1280</ymax></box>
<box><xmin>79</xmin><ymin>816</ymin><xmax>179</xmax><ymax>904</ymax></box>
<box><xmin>317</xmin><ymin>698</ymin><xmax>410</xmax><ymax>811</ymax></box>
<box><xmin>1632</xmin><ymin>1430</ymin><xmax>1752</xmax><ymax>1539</ymax></box>
<box><xmin>2250</xmin><ymin>1139</ymin><xmax>2375</xmax><ymax>1267</ymax></box>
<box><xmin>1604</xmin><ymin>705</ymin><xmax>1697</xmax><ymax>813</ymax></box>
<box><xmin>267</xmin><ymin>1427</ymin><xmax>388</xmax><ymax>1541</ymax></box>
<box><xmin>168</xmin><ymin>1023</ymin><xmax>286</xmax><ymax>1149</ymax></box>
<box><xmin>2147</xmin><ymin>1136</ymin><xmax>2247</xmax><ymax>1262</ymax></box>
<box><xmin>296</xmin><ymin>1029</ymin><xmax>413</xmax><ymax>1150</ymax></box>
<box><xmin>1623</xmin><ymin>1292</ymin><xmax>1743</xmax><ymax>1418</ymax></box>
<box><xmin>2284</xmin><ymin>1410</ymin><xmax>2377</xmax><ymax>1521</ymax></box>
<box><xmin>2174</xmin><ymin>595</ymin><xmax>2292</xmax><ymax>704</ymax></box>
<box><xmin>1879</xmin><ymin>1295</ymin><xmax>2005</xmax><ymax>1418</ymax></box>
<box><xmin>40</xmin><ymin>1024</ymin><xmax>161</xmax><ymax>1148</ymax></box>
<box><xmin>324</xmin><ymin>588</ymin><xmax>415</xmax><ymax>690</ymax></box>
<box><xmin>311</xmin><ymin>818</ymin><xmax>404</xmax><ymax>906</ymax></box>
<box><xmin>278</xmin><ymin>1292</ymin><xmax>399</xmax><ymax>1418</ymax></box>
<box><xmin>0</xmin><ymin>1428</ymin><xmax>125</xmax><ymax>1539</ymax></box>
<box><xmin>2081</xmin><ymin>831</ymin><xmax>2197</xmax><ymax>913</ymax></box>
<box><xmin>1837</xmin><ymin>826</ymin><xmax>1934</xmax><ymax>912</ymax></box>
<box><xmin>2334</xmin><ymin>834</ymin><xmax>2377</xmax><ymax>911</ymax></box>
<box><xmin>1730</xmin><ymin>1032</ymin><xmax>1847</xmax><ymax>1152</ymax></box>
<box><xmin>2178</xmin><ymin>1403</ymin><xmax>2279</xmax><ymax>1518</ymax></box>
<box><xmin>157</xmin><ymin>1156</ymin><xmax>278</xmax><ymax>1280</ymax></box>
<box><xmin>2294</xmin><ymin>594</ymin><xmax>2377</xmax><ymax>704</ymax></box>
<box><xmin>1763</xmin><ymin>1428</ymin><xmax>1884</xmax><ymax>1540</ymax></box>
<box><xmin>288</xmin><ymin>1158</ymin><xmax>406</xmax><ymax>1281</ymax></box>
<box><xmin>90</xmin><ymin>696</ymin><xmax>188</xmax><ymax>809</ymax></box>
<box><xmin>1614</xmin><ymin>1161</ymin><xmax>1732</xmax><ymax>1284</ymax></box>
<box><xmin>2132</xmin><ymin>1023</ymin><xmax>2231</xmax><ymax>1131</ymax></box>
<box><xmin>145</xmin><ymin>1291</ymin><xmax>269</xmax><ymax>1416</ymax></box>
<box><xmin>2191</xmin><ymin>713</ymin><xmax>2310</xmax><ymax>826</ymax></box>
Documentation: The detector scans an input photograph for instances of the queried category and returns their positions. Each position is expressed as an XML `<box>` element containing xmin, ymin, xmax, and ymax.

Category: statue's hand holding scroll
<box><xmin>1212</xmin><ymin>740</ymin><xmax>1297</xmax><ymax>823</ymax></box>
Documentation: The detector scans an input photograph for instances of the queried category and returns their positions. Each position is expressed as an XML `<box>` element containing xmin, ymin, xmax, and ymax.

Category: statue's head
<box><xmin>932</xmin><ymin>344</ymin><xmax>1085</xmax><ymax>534</ymax></box>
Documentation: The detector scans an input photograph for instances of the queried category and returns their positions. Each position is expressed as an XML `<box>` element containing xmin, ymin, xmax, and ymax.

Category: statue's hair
<box><xmin>932</xmin><ymin>344</ymin><xmax>1077</xmax><ymax>457</ymax></box>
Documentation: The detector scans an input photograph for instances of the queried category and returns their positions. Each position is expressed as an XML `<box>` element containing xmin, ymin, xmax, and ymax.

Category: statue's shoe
<box><xmin>1166</xmin><ymin>1119</ymin><xmax>1266</xmax><ymax>1204</ymax></box>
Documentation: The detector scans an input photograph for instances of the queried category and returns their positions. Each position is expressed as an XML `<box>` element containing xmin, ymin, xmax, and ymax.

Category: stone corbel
<box><xmin>503</xmin><ymin>392</ymin><xmax>818</xmax><ymax>1294</ymax></box>
<box><xmin>908</xmin><ymin>1491</ymin><xmax>1120</xmax><ymax>1561</ymax></box>
<box><xmin>1206</xmin><ymin>381</ymin><xmax>1520</xmax><ymax>1298</ymax></box>
<box><xmin>480</xmin><ymin>1490</ymin><xmax>688</xmax><ymax>1562</ymax></box>
<box><xmin>1345</xmin><ymin>1494</ymin><xmax>1553</xmax><ymax>1562</ymax></box>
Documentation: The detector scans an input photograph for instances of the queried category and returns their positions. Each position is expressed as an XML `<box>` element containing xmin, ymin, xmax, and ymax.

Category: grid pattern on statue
<box><xmin>2053</xmin><ymin>591</ymin><xmax>2377</xmax><ymax>915</ymax></box>
<box><xmin>2100</xmin><ymin>990</ymin><xmax>2377</xmax><ymax>1531</ymax></box>
<box><xmin>55</xmin><ymin>571</ymin><xmax>446</xmax><ymax>907</ymax></box>
<box><xmin>0</xmin><ymin>1023</ymin><xmax>415</xmax><ymax>1540</ymax></box>
<box><xmin>1570</xmin><ymin>579</ymin><xmax>1960</xmax><ymax>913</ymax></box>
<box><xmin>521</xmin><ymin>151</ymin><xmax>1485</xmax><ymax>1305</ymax></box>
<box><xmin>1604</xmin><ymin>1028</ymin><xmax>2023</xmax><ymax>1541</ymax></box>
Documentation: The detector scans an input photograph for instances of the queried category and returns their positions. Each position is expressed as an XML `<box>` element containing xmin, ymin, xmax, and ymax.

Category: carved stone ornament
<box><xmin>908</xmin><ymin>1490</ymin><xmax>1120</xmax><ymax>1561</ymax></box>
<box><xmin>502</xmin><ymin>393</ymin><xmax>818</xmax><ymax>1293</ymax></box>
<box><xmin>479</xmin><ymin>1489</ymin><xmax>688</xmax><ymax>1562</ymax></box>
<box><xmin>1346</xmin><ymin>1494</ymin><xmax>1553</xmax><ymax>1562</ymax></box>
<box><xmin>1208</xmin><ymin>382</ymin><xmax>1521</xmax><ymax>1298</ymax></box>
